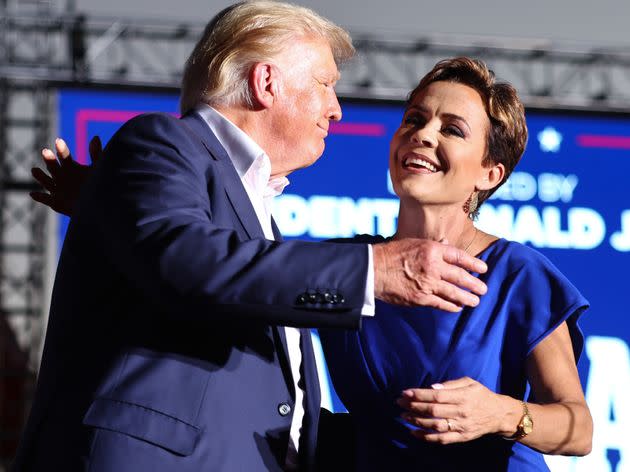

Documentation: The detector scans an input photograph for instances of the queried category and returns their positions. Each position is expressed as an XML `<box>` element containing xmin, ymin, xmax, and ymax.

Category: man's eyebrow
<box><xmin>320</xmin><ymin>71</ymin><xmax>340</xmax><ymax>82</ymax></box>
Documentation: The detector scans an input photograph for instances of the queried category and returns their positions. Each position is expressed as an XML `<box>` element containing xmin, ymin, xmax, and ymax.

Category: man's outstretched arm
<box><xmin>32</xmin><ymin>130</ymin><xmax>487</xmax><ymax>313</ymax></box>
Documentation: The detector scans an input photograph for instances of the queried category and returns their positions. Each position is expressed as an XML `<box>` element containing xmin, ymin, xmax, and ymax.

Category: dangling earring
<box><xmin>463</xmin><ymin>192</ymin><xmax>479</xmax><ymax>215</ymax></box>
<box><xmin>469</xmin><ymin>192</ymin><xmax>479</xmax><ymax>214</ymax></box>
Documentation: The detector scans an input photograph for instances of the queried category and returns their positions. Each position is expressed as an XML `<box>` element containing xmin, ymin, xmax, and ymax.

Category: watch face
<box><xmin>522</xmin><ymin>415</ymin><xmax>534</xmax><ymax>435</ymax></box>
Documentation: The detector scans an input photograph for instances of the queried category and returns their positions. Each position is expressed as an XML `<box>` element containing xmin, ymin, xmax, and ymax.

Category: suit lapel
<box><xmin>271</xmin><ymin>217</ymin><xmax>283</xmax><ymax>242</ymax></box>
<box><xmin>180</xmin><ymin>112</ymin><xmax>265</xmax><ymax>240</ymax></box>
<box><xmin>268</xmin><ymin>216</ymin><xmax>294</xmax><ymax>395</ymax></box>
<box><xmin>182</xmin><ymin>112</ymin><xmax>309</xmax><ymax>454</ymax></box>
<box><xmin>299</xmin><ymin>328</ymin><xmax>320</xmax><ymax>470</ymax></box>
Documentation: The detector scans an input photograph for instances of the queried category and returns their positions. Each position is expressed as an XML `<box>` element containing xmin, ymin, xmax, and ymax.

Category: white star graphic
<box><xmin>537</xmin><ymin>126</ymin><xmax>562</xmax><ymax>153</ymax></box>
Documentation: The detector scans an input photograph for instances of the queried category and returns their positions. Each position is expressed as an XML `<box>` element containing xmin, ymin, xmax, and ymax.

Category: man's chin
<box><xmin>302</xmin><ymin>150</ymin><xmax>324</xmax><ymax>169</ymax></box>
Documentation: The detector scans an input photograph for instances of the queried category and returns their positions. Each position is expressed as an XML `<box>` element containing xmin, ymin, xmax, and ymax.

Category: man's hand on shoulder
<box><xmin>372</xmin><ymin>238</ymin><xmax>488</xmax><ymax>312</ymax></box>
<box><xmin>30</xmin><ymin>136</ymin><xmax>101</xmax><ymax>216</ymax></box>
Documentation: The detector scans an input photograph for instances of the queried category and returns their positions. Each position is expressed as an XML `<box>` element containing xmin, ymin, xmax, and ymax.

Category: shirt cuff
<box><xmin>361</xmin><ymin>244</ymin><xmax>375</xmax><ymax>316</ymax></box>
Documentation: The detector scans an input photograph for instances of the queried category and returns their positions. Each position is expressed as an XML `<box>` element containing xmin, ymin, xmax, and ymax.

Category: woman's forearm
<box><xmin>497</xmin><ymin>395</ymin><xmax>592</xmax><ymax>456</ymax></box>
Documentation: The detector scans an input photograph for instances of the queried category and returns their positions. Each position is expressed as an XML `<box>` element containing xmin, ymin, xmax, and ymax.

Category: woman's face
<box><xmin>389</xmin><ymin>81</ymin><xmax>496</xmax><ymax>210</ymax></box>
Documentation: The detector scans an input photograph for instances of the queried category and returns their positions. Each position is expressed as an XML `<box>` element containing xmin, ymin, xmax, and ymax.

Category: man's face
<box><xmin>267</xmin><ymin>37</ymin><xmax>342</xmax><ymax>177</ymax></box>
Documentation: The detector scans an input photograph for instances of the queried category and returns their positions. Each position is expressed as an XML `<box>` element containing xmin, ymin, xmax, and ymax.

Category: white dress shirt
<box><xmin>194</xmin><ymin>103</ymin><xmax>374</xmax><ymax>468</ymax></box>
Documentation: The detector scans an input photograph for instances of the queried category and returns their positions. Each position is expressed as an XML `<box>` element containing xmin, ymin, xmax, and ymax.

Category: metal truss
<box><xmin>343</xmin><ymin>34</ymin><xmax>630</xmax><ymax>111</ymax></box>
<box><xmin>2</xmin><ymin>12</ymin><xmax>630</xmax><ymax>109</ymax></box>
<box><xmin>1</xmin><ymin>1</ymin><xmax>56</xmax><ymax>466</ymax></box>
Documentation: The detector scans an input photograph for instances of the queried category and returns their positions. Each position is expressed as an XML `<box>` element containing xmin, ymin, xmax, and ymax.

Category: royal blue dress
<box><xmin>320</xmin><ymin>237</ymin><xmax>588</xmax><ymax>471</ymax></box>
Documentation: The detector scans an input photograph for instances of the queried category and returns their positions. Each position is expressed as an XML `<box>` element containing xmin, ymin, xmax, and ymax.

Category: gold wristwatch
<box><xmin>506</xmin><ymin>401</ymin><xmax>533</xmax><ymax>440</ymax></box>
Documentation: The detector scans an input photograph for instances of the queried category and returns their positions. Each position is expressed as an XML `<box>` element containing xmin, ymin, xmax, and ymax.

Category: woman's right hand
<box><xmin>30</xmin><ymin>136</ymin><xmax>102</xmax><ymax>216</ymax></box>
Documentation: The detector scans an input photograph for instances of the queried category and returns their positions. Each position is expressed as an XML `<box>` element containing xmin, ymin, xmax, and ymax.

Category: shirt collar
<box><xmin>194</xmin><ymin>104</ymin><xmax>289</xmax><ymax>198</ymax></box>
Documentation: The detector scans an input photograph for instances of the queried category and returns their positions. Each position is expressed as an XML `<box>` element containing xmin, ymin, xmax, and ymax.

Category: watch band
<box><xmin>504</xmin><ymin>401</ymin><xmax>534</xmax><ymax>441</ymax></box>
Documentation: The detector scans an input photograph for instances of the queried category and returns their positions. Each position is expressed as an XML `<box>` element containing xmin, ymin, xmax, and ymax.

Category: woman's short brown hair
<box><xmin>409</xmin><ymin>57</ymin><xmax>528</xmax><ymax>218</ymax></box>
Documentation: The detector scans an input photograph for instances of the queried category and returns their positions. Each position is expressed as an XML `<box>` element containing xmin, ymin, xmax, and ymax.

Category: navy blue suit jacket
<box><xmin>13</xmin><ymin>112</ymin><xmax>368</xmax><ymax>471</ymax></box>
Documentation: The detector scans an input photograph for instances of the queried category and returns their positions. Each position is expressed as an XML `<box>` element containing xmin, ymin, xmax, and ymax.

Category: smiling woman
<box><xmin>319</xmin><ymin>57</ymin><xmax>592</xmax><ymax>472</ymax></box>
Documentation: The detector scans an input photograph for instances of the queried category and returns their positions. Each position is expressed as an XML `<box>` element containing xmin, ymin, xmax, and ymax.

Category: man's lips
<box><xmin>317</xmin><ymin>125</ymin><xmax>329</xmax><ymax>137</ymax></box>
<box><xmin>401</xmin><ymin>153</ymin><xmax>441</xmax><ymax>173</ymax></box>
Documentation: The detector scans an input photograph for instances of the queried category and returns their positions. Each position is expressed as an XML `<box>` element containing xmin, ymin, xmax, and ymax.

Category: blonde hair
<box><xmin>409</xmin><ymin>57</ymin><xmax>528</xmax><ymax>218</ymax></box>
<box><xmin>180</xmin><ymin>1</ymin><xmax>354</xmax><ymax>114</ymax></box>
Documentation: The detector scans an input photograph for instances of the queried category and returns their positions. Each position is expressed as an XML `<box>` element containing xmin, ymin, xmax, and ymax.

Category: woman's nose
<box><xmin>411</xmin><ymin>128</ymin><xmax>437</xmax><ymax>147</ymax></box>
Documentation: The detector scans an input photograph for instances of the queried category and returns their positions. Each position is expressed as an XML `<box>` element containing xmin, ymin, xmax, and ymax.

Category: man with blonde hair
<box><xmin>15</xmin><ymin>2</ymin><xmax>487</xmax><ymax>471</ymax></box>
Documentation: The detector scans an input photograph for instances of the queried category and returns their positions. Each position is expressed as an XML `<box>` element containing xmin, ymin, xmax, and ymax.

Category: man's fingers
<box><xmin>55</xmin><ymin>138</ymin><xmax>71</xmax><ymax>161</ymax></box>
<box><xmin>89</xmin><ymin>136</ymin><xmax>103</xmax><ymax>163</ymax></box>
<box><xmin>29</xmin><ymin>191</ymin><xmax>54</xmax><ymax>207</ymax></box>
<box><xmin>41</xmin><ymin>148</ymin><xmax>58</xmax><ymax>163</ymax></box>
<box><xmin>440</xmin><ymin>263</ymin><xmax>486</xmax><ymax>297</ymax></box>
<box><xmin>31</xmin><ymin>167</ymin><xmax>55</xmax><ymax>191</ymax></box>
<box><xmin>443</xmin><ymin>246</ymin><xmax>487</xmax><ymax>274</ymax></box>
<box><xmin>433</xmin><ymin>279</ymin><xmax>480</xmax><ymax>308</ymax></box>
<box><xmin>427</xmin><ymin>295</ymin><xmax>463</xmax><ymax>313</ymax></box>
<box><xmin>41</xmin><ymin>148</ymin><xmax>61</xmax><ymax>176</ymax></box>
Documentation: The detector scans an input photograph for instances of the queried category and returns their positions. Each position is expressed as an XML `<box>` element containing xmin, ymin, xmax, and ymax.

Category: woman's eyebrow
<box><xmin>441</xmin><ymin>112</ymin><xmax>471</xmax><ymax>132</ymax></box>
<box><xmin>406</xmin><ymin>105</ymin><xmax>426</xmax><ymax>113</ymax></box>
<box><xmin>406</xmin><ymin>105</ymin><xmax>471</xmax><ymax>132</ymax></box>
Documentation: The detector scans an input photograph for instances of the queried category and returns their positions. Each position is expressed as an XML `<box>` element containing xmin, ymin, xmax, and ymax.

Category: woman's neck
<box><xmin>393</xmin><ymin>201</ymin><xmax>478</xmax><ymax>252</ymax></box>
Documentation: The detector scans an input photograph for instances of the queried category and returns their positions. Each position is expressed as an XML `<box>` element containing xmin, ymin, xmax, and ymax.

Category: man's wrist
<box><xmin>360</xmin><ymin>244</ymin><xmax>375</xmax><ymax>316</ymax></box>
<box><xmin>371</xmin><ymin>242</ymin><xmax>390</xmax><ymax>299</ymax></box>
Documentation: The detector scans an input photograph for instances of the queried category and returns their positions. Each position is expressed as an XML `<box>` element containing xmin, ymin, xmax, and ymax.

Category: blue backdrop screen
<box><xmin>59</xmin><ymin>89</ymin><xmax>630</xmax><ymax>470</ymax></box>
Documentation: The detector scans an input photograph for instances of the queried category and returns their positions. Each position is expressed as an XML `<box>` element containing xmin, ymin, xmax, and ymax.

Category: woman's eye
<box><xmin>443</xmin><ymin>125</ymin><xmax>464</xmax><ymax>137</ymax></box>
<box><xmin>404</xmin><ymin>115</ymin><xmax>423</xmax><ymax>126</ymax></box>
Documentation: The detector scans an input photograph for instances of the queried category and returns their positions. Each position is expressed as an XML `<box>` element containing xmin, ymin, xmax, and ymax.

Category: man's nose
<box><xmin>328</xmin><ymin>91</ymin><xmax>342</xmax><ymax>122</ymax></box>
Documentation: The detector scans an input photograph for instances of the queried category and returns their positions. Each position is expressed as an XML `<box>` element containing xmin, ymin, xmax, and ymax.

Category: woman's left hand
<box><xmin>396</xmin><ymin>377</ymin><xmax>513</xmax><ymax>444</ymax></box>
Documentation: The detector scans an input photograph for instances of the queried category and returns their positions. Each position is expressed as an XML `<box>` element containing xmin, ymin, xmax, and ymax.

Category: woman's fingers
<box><xmin>399</xmin><ymin>384</ymin><xmax>468</xmax><ymax>405</ymax></box>
<box><xmin>404</xmin><ymin>416</ymin><xmax>455</xmax><ymax>433</ymax></box>
<box><xmin>410</xmin><ymin>428</ymin><xmax>462</xmax><ymax>444</ymax></box>
<box><xmin>430</xmin><ymin>377</ymin><xmax>476</xmax><ymax>390</ymax></box>
<box><xmin>399</xmin><ymin>378</ymin><xmax>502</xmax><ymax>444</ymax></box>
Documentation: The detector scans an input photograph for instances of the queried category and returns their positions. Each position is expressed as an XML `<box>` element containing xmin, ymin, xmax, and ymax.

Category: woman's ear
<box><xmin>249</xmin><ymin>62</ymin><xmax>280</xmax><ymax>109</ymax></box>
<box><xmin>477</xmin><ymin>162</ymin><xmax>505</xmax><ymax>191</ymax></box>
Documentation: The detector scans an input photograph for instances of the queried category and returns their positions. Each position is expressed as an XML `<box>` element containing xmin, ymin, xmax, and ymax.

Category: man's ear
<box><xmin>476</xmin><ymin>162</ymin><xmax>505</xmax><ymax>191</ymax></box>
<box><xmin>249</xmin><ymin>62</ymin><xmax>280</xmax><ymax>109</ymax></box>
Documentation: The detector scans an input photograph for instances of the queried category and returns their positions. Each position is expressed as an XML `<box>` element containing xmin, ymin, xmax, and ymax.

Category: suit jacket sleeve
<box><xmin>74</xmin><ymin>113</ymin><xmax>367</xmax><ymax>329</ymax></box>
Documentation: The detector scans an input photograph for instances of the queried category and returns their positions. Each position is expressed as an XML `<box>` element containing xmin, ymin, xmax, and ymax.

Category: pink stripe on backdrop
<box><xmin>75</xmin><ymin>110</ymin><xmax>149</xmax><ymax>164</ymax></box>
<box><xmin>329</xmin><ymin>122</ymin><xmax>387</xmax><ymax>136</ymax></box>
<box><xmin>74</xmin><ymin>108</ymin><xmax>387</xmax><ymax>164</ymax></box>
<box><xmin>577</xmin><ymin>134</ymin><xmax>630</xmax><ymax>150</ymax></box>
